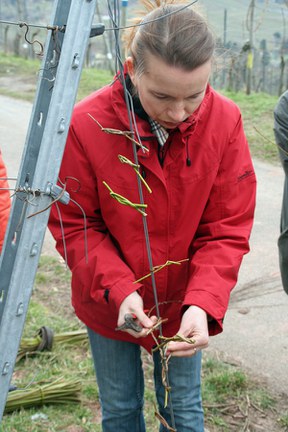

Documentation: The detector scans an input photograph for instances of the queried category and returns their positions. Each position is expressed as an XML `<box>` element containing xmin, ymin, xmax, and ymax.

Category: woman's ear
<box><xmin>126</xmin><ymin>56</ymin><xmax>135</xmax><ymax>85</ymax></box>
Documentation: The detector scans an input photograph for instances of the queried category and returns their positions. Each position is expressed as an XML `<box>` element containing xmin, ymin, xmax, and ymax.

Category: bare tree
<box><xmin>278</xmin><ymin>9</ymin><xmax>287</xmax><ymax>96</ymax></box>
<box><xmin>246</xmin><ymin>0</ymin><xmax>255</xmax><ymax>95</ymax></box>
<box><xmin>95</xmin><ymin>1</ymin><xmax>114</xmax><ymax>74</ymax></box>
<box><xmin>14</xmin><ymin>0</ymin><xmax>27</xmax><ymax>56</ymax></box>
<box><xmin>4</xmin><ymin>26</ymin><xmax>9</xmax><ymax>54</ymax></box>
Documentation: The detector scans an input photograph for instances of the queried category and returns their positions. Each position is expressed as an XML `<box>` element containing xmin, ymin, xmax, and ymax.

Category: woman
<box><xmin>49</xmin><ymin>1</ymin><xmax>256</xmax><ymax>431</ymax></box>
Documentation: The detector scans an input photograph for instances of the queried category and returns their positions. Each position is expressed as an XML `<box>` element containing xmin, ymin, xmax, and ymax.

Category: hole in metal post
<box><xmin>11</xmin><ymin>232</ymin><xmax>17</xmax><ymax>246</ymax></box>
<box><xmin>72</xmin><ymin>53</ymin><xmax>80</xmax><ymax>69</ymax></box>
<box><xmin>50</xmin><ymin>49</ymin><xmax>57</xmax><ymax>66</ymax></box>
<box><xmin>37</xmin><ymin>112</ymin><xmax>43</xmax><ymax>126</ymax></box>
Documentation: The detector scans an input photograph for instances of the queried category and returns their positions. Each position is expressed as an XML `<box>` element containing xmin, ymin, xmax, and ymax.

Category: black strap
<box><xmin>36</xmin><ymin>326</ymin><xmax>54</xmax><ymax>351</ymax></box>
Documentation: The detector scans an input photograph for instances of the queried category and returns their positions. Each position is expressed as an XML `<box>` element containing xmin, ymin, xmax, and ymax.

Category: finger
<box><xmin>135</xmin><ymin>310</ymin><xmax>155</xmax><ymax>329</ymax></box>
<box><xmin>125</xmin><ymin>326</ymin><xmax>154</xmax><ymax>339</ymax></box>
<box><xmin>166</xmin><ymin>340</ymin><xmax>208</xmax><ymax>356</ymax></box>
<box><xmin>168</xmin><ymin>346</ymin><xmax>199</xmax><ymax>358</ymax></box>
<box><xmin>166</xmin><ymin>341</ymin><xmax>194</xmax><ymax>354</ymax></box>
<box><xmin>149</xmin><ymin>315</ymin><xmax>158</xmax><ymax>325</ymax></box>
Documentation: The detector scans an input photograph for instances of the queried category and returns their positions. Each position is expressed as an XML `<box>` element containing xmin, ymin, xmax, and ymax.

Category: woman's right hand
<box><xmin>117</xmin><ymin>291</ymin><xmax>157</xmax><ymax>338</ymax></box>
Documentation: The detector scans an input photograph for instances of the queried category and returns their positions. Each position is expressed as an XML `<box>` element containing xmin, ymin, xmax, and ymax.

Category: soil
<box><xmin>0</xmin><ymin>74</ymin><xmax>36</xmax><ymax>98</ymax></box>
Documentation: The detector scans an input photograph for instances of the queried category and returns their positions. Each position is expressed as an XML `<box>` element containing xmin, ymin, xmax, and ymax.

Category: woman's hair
<box><xmin>123</xmin><ymin>0</ymin><xmax>215</xmax><ymax>76</ymax></box>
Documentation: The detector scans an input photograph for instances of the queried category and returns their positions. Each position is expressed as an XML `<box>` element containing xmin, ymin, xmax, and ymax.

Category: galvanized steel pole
<box><xmin>0</xmin><ymin>0</ymin><xmax>98</xmax><ymax>420</ymax></box>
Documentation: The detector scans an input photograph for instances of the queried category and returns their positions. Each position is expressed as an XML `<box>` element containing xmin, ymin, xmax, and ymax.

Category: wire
<box><xmin>0</xmin><ymin>19</ymin><xmax>65</xmax><ymax>32</ymax></box>
<box><xmin>106</xmin><ymin>0</ymin><xmax>178</xmax><ymax>428</ymax></box>
<box><xmin>105</xmin><ymin>0</ymin><xmax>198</xmax><ymax>31</ymax></box>
<box><xmin>0</xmin><ymin>0</ymin><xmax>198</xmax><ymax>37</ymax></box>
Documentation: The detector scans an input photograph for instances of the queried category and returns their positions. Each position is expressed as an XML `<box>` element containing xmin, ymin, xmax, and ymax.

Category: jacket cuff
<box><xmin>108</xmin><ymin>279</ymin><xmax>144</xmax><ymax>311</ymax></box>
<box><xmin>182</xmin><ymin>290</ymin><xmax>226</xmax><ymax>336</ymax></box>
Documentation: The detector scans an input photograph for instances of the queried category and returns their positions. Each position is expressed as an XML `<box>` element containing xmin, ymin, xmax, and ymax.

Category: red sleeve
<box><xmin>183</xmin><ymin>114</ymin><xmax>256</xmax><ymax>335</ymax></box>
<box><xmin>0</xmin><ymin>151</ymin><xmax>11</xmax><ymax>252</ymax></box>
<box><xmin>48</xmin><ymin>124</ymin><xmax>143</xmax><ymax>313</ymax></box>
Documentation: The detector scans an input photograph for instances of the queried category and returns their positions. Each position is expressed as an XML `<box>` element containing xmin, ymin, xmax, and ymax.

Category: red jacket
<box><xmin>49</xmin><ymin>75</ymin><xmax>256</xmax><ymax>352</ymax></box>
<box><xmin>0</xmin><ymin>151</ymin><xmax>10</xmax><ymax>253</ymax></box>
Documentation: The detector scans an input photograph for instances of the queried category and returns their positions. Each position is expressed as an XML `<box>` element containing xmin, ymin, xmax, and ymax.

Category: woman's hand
<box><xmin>166</xmin><ymin>305</ymin><xmax>209</xmax><ymax>357</ymax></box>
<box><xmin>117</xmin><ymin>291</ymin><xmax>157</xmax><ymax>338</ymax></box>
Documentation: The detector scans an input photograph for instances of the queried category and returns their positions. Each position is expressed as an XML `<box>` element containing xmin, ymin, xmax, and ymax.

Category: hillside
<box><xmin>198</xmin><ymin>0</ymin><xmax>288</xmax><ymax>49</ymax></box>
<box><xmin>1</xmin><ymin>0</ymin><xmax>288</xmax><ymax>50</ymax></box>
<box><xmin>0</xmin><ymin>0</ymin><xmax>53</xmax><ymax>21</ymax></box>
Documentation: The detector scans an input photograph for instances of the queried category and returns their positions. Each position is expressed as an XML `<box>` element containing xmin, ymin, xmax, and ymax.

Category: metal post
<box><xmin>0</xmin><ymin>0</ymin><xmax>98</xmax><ymax>421</ymax></box>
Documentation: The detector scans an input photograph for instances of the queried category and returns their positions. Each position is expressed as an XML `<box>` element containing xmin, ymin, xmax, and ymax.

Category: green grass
<box><xmin>35</xmin><ymin>255</ymin><xmax>71</xmax><ymax>284</ymax></box>
<box><xmin>221</xmin><ymin>90</ymin><xmax>279</xmax><ymax>163</ymax></box>
<box><xmin>0</xmin><ymin>53</ymin><xmax>41</xmax><ymax>76</ymax></box>
<box><xmin>77</xmin><ymin>67</ymin><xmax>113</xmax><ymax>101</ymax></box>
<box><xmin>0</xmin><ymin>52</ymin><xmax>113</xmax><ymax>103</ymax></box>
<box><xmin>279</xmin><ymin>413</ymin><xmax>288</xmax><ymax>429</ymax></box>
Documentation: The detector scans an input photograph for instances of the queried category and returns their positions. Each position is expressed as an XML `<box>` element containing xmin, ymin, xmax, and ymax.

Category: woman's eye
<box><xmin>153</xmin><ymin>94</ymin><xmax>168</xmax><ymax>100</ymax></box>
<box><xmin>188</xmin><ymin>93</ymin><xmax>202</xmax><ymax>100</ymax></box>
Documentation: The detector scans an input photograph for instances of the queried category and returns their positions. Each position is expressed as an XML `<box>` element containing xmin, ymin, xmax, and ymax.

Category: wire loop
<box><xmin>19</xmin><ymin>22</ymin><xmax>44</xmax><ymax>56</ymax></box>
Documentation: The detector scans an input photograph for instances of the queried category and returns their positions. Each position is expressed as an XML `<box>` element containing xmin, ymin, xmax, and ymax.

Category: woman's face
<box><xmin>127</xmin><ymin>54</ymin><xmax>212</xmax><ymax>129</ymax></box>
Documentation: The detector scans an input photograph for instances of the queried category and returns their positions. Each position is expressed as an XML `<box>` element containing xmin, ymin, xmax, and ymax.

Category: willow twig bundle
<box><xmin>17</xmin><ymin>329</ymin><xmax>88</xmax><ymax>362</ymax></box>
<box><xmin>5</xmin><ymin>378</ymin><xmax>81</xmax><ymax>413</ymax></box>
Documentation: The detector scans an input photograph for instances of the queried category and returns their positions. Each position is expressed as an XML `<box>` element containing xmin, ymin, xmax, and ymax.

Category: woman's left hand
<box><xmin>166</xmin><ymin>305</ymin><xmax>209</xmax><ymax>357</ymax></box>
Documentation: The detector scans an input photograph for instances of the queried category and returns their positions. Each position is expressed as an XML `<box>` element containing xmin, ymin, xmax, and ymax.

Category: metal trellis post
<box><xmin>0</xmin><ymin>0</ymin><xmax>100</xmax><ymax>421</ymax></box>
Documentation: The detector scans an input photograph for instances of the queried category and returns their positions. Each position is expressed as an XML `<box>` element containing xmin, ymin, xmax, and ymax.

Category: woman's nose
<box><xmin>167</xmin><ymin>103</ymin><xmax>186</xmax><ymax>122</ymax></box>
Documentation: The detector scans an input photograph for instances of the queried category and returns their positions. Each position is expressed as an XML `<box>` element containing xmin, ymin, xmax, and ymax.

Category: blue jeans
<box><xmin>87</xmin><ymin>328</ymin><xmax>204</xmax><ymax>432</ymax></box>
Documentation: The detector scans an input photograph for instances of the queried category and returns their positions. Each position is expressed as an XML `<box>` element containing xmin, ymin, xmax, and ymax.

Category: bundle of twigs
<box><xmin>5</xmin><ymin>378</ymin><xmax>81</xmax><ymax>413</ymax></box>
<box><xmin>17</xmin><ymin>328</ymin><xmax>88</xmax><ymax>362</ymax></box>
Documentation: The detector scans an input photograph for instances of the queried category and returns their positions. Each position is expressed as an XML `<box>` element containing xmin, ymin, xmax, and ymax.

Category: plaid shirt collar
<box><xmin>148</xmin><ymin>118</ymin><xmax>169</xmax><ymax>147</ymax></box>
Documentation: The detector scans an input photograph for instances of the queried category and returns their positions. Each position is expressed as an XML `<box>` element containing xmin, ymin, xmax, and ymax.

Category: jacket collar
<box><xmin>177</xmin><ymin>84</ymin><xmax>211</xmax><ymax>135</ymax></box>
<box><xmin>111</xmin><ymin>70</ymin><xmax>153</xmax><ymax>139</ymax></box>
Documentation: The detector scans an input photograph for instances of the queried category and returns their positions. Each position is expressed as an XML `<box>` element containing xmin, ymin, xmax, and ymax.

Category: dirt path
<box><xmin>0</xmin><ymin>93</ymin><xmax>59</xmax><ymax>257</ymax></box>
<box><xmin>209</xmin><ymin>159</ymin><xmax>288</xmax><ymax>398</ymax></box>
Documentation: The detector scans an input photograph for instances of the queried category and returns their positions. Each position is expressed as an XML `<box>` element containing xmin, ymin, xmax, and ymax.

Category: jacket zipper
<box><xmin>158</xmin><ymin>145</ymin><xmax>165</xmax><ymax>166</ymax></box>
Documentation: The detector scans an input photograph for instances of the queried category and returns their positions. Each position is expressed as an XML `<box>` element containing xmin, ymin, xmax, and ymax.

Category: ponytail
<box><xmin>123</xmin><ymin>0</ymin><xmax>215</xmax><ymax>76</ymax></box>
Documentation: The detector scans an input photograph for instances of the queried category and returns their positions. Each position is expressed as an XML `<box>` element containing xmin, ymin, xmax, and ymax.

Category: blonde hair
<box><xmin>123</xmin><ymin>0</ymin><xmax>215</xmax><ymax>76</ymax></box>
